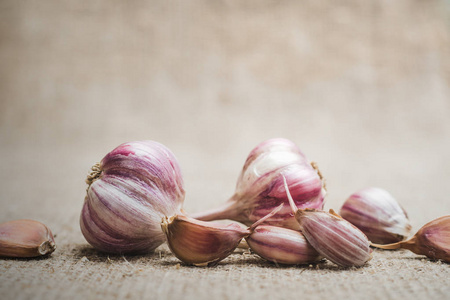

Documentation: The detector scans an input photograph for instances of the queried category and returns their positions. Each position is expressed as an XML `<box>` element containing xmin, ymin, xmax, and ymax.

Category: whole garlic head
<box><xmin>339</xmin><ymin>187</ymin><xmax>411</xmax><ymax>244</ymax></box>
<box><xmin>80</xmin><ymin>140</ymin><xmax>185</xmax><ymax>254</ymax></box>
<box><xmin>192</xmin><ymin>138</ymin><xmax>326</xmax><ymax>230</ymax></box>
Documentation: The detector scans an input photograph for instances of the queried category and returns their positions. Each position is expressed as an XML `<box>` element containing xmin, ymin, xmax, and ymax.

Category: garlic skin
<box><xmin>295</xmin><ymin>209</ymin><xmax>372</xmax><ymax>267</ymax></box>
<box><xmin>246</xmin><ymin>225</ymin><xmax>322</xmax><ymax>265</ymax></box>
<box><xmin>192</xmin><ymin>138</ymin><xmax>326</xmax><ymax>230</ymax></box>
<box><xmin>80</xmin><ymin>140</ymin><xmax>185</xmax><ymax>254</ymax></box>
<box><xmin>340</xmin><ymin>187</ymin><xmax>412</xmax><ymax>244</ymax></box>
<box><xmin>0</xmin><ymin>219</ymin><xmax>56</xmax><ymax>258</ymax></box>
<box><xmin>161</xmin><ymin>215</ymin><xmax>250</xmax><ymax>266</ymax></box>
<box><xmin>283</xmin><ymin>176</ymin><xmax>371</xmax><ymax>267</ymax></box>
<box><xmin>372</xmin><ymin>215</ymin><xmax>450</xmax><ymax>262</ymax></box>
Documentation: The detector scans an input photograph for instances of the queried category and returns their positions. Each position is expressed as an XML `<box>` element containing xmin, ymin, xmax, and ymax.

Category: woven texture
<box><xmin>1</xmin><ymin>1</ymin><xmax>449</xmax><ymax>299</ymax></box>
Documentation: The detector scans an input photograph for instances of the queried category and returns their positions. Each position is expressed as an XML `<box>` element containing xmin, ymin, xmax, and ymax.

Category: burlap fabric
<box><xmin>1</xmin><ymin>1</ymin><xmax>449</xmax><ymax>299</ymax></box>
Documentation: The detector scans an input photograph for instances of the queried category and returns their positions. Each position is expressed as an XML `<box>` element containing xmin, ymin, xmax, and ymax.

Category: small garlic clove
<box><xmin>191</xmin><ymin>138</ymin><xmax>326</xmax><ymax>230</ymax></box>
<box><xmin>0</xmin><ymin>219</ymin><xmax>56</xmax><ymax>258</ymax></box>
<box><xmin>339</xmin><ymin>187</ymin><xmax>412</xmax><ymax>244</ymax></box>
<box><xmin>246</xmin><ymin>225</ymin><xmax>322</xmax><ymax>265</ymax></box>
<box><xmin>283</xmin><ymin>176</ymin><xmax>372</xmax><ymax>267</ymax></box>
<box><xmin>296</xmin><ymin>209</ymin><xmax>372</xmax><ymax>267</ymax></box>
<box><xmin>372</xmin><ymin>215</ymin><xmax>450</xmax><ymax>262</ymax></box>
<box><xmin>161</xmin><ymin>214</ymin><xmax>250</xmax><ymax>266</ymax></box>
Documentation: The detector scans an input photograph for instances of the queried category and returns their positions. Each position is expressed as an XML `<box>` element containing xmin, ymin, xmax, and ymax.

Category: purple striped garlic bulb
<box><xmin>339</xmin><ymin>188</ymin><xmax>411</xmax><ymax>244</ymax></box>
<box><xmin>80</xmin><ymin>141</ymin><xmax>185</xmax><ymax>254</ymax></box>
<box><xmin>192</xmin><ymin>138</ymin><xmax>326</xmax><ymax>230</ymax></box>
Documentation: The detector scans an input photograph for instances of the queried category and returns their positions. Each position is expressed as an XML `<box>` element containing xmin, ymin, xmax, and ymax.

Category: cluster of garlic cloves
<box><xmin>340</xmin><ymin>187</ymin><xmax>412</xmax><ymax>244</ymax></box>
<box><xmin>80</xmin><ymin>140</ymin><xmax>185</xmax><ymax>254</ymax></box>
<box><xmin>244</xmin><ymin>204</ymin><xmax>322</xmax><ymax>265</ymax></box>
<box><xmin>161</xmin><ymin>203</ymin><xmax>322</xmax><ymax>266</ymax></box>
<box><xmin>0</xmin><ymin>219</ymin><xmax>56</xmax><ymax>258</ymax></box>
<box><xmin>192</xmin><ymin>138</ymin><xmax>326</xmax><ymax>230</ymax></box>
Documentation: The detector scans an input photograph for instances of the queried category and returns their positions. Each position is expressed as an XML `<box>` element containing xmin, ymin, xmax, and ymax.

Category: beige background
<box><xmin>1</xmin><ymin>1</ymin><xmax>449</xmax><ymax>299</ymax></box>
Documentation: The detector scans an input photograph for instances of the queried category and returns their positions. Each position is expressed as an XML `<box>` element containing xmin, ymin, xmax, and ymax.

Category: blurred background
<box><xmin>1</xmin><ymin>0</ymin><xmax>450</xmax><ymax>243</ymax></box>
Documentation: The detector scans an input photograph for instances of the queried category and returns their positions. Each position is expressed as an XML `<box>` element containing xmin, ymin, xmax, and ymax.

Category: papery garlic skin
<box><xmin>161</xmin><ymin>215</ymin><xmax>249</xmax><ymax>266</ymax></box>
<box><xmin>192</xmin><ymin>138</ymin><xmax>326</xmax><ymax>230</ymax></box>
<box><xmin>0</xmin><ymin>219</ymin><xmax>56</xmax><ymax>258</ymax></box>
<box><xmin>296</xmin><ymin>209</ymin><xmax>372</xmax><ymax>267</ymax></box>
<box><xmin>80</xmin><ymin>140</ymin><xmax>185</xmax><ymax>254</ymax></box>
<box><xmin>340</xmin><ymin>187</ymin><xmax>411</xmax><ymax>244</ymax></box>
<box><xmin>246</xmin><ymin>225</ymin><xmax>322</xmax><ymax>265</ymax></box>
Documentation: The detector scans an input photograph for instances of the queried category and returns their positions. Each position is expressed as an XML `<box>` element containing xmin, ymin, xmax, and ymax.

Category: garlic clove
<box><xmin>246</xmin><ymin>225</ymin><xmax>322</xmax><ymax>265</ymax></box>
<box><xmin>80</xmin><ymin>140</ymin><xmax>185</xmax><ymax>254</ymax></box>
<box><xmin>0</xmin><ymin>219</ymin><xmax>56</xmax><ymax>258</ymax></box>
<box><xmin>372</xmin><ymin>215</ymin><xmax>450</xmax><ymax>262</ymax></box>
<box><xmin>191</xmin><ymin>138</ymin><xmax>326</xmax><ymax>230</ymax></box>
<box><xmin>283</xmin><ymin>176</ymin><xmax>372</xmax><ymax>267</ymax></box>
<box><xmin>161</xmin><ymin>214</ymin><xmax>250</xmax><ymax>266</ymax></box>
<box><xmin>295</xmin><ymin>209</ymin><xmax>372</xmax><ymax>267</ymax></box>
<box><xmin>244</xmin><ymin>203</ymin><xmax>321</xmax><ymax>265</ymax></box>
<box><xmin>339</xmin><ymin>187</ymin><xmax>412</xmax><ymax>244</ymax></box>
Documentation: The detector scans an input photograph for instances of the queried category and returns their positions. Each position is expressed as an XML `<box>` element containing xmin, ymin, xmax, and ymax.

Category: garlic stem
<box><xmin>371</xmin><ymin>236</ymin><xmax>423</xmax><ymax>255</ymax></box>
<box><xmin>282</xmin><ymin>174</ymin><xmax>299</xmax><ymax>214</ymax></box>
<box><xmin>249</xmin><ymin>203</ymin><xmax>284</xmax><ymax>232</ymax></box>
<box><xmin>190</xmin><ymin>199</ymin><xmax>238</xmax><ymax>221</ymax></box>
<box><xmin>370</xmin><ymin>242</ymin><xmax>403</xmax><ymax>250</ymax></box>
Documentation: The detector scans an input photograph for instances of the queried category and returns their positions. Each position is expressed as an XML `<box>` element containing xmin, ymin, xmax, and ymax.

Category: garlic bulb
<box><xmin>80</xmin><ymin>140</ymin><xmax>185</xmax><ymax>254</ymax></box>
<box><xmin>284</xmin><ymin>177</ymin><xmax>372</xmax><ymax>267</ymax></box>
<box><xmin>0</xmin><ymin>219</ymin><xmax>56</xmax><ymax>258</ymax></box>
<box><xmin>192</xmin><ymin>138</ymin><xmax>326</xmax><ymax>230</ymax></box>
<box><xmin>161</xmin><ymin>215</ymin><xmax>249</xmax><ymax>266</ymax></box>
<box><xmin>340</xmin><ymin>187</ymin><xmax>412</xmax><ymax>244</ymax></box>
<box><xmin>372</xmin><ymin>215</ymin><xmax>450</xmax><ymax>262</ymax></box>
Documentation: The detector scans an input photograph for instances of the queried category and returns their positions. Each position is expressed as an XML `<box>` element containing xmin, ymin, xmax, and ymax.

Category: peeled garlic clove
<box><xmin>192</xmin><ymin>138</ymin><xmax>326</xmax><ymax>230</ymax></box>
<box><xmin>161</xmin><ymin>215</ymin><xmax>250</xmax><ymax>266</ymax></box>
<box><xmin>0</xmin><ymin>219</ymin><xmax>56</xmax><ymax>258</ymax></box>
<box><xmin>339</xmin><ymin>187</ymin><xmax>412</xmax><ymax>244</ymax></box>
<box><xmin>246</xmin><ymin>225</ymin><xmax>322</xmax><ymax>265</ymax></box>
<box><xmin>80</xmin><ymin>140</ymin><xmax>185</xmax><ymax>254</ymax></box>
<box><xmin>283</xmin><ymin>177</ymin><xmax>371</xmax><ymax>267</ymax></box>
<box><xmin>372</xmin><ymin>215</ymin><xmax>450</xmax><ymax>262</ymax></box>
